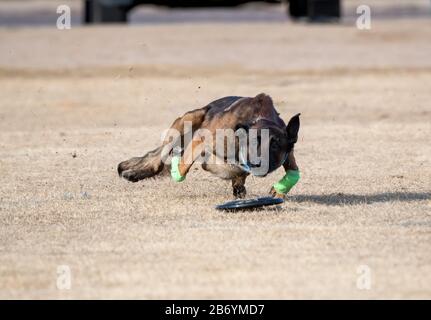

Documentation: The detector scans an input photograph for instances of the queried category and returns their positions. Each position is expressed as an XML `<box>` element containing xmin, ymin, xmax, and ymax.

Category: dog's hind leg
<box><xmin>118</xmin><ymin>146</ymin><xmax>165</xmax><ymax>182</ymax></box>
<box><xmin>118</xmin><ymin>107</ymin><xmax>208</xmax><ymax>182</ymax></box>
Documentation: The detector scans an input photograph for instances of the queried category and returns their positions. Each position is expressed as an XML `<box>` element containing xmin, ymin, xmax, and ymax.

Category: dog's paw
<box><xmin>117</xmin><ymin>155</ymin><xmax>163</xmax><ymax>182</ymax></box>
<box><xmin>117</xmin><ymin>159</ymin><xmax>150</xmax><ymax>182</ymax></box>
<box><xmin>117</xmin><ymin>158</ymin><xmax>141</xmax><ymax>177</ymax></box>
<box><xmin>120</xmin><ymin>169</ymin><xmax>142</xmax><ymax>183</ymax></box>
<box><xmin>269</xmin><ymin>186</ymin><xmax>285</xmax><ymax>199</ymax></box>
<box><xmin>233</xmin><ymin>185</ymin><xmax>247</xmax><ymax>199</ymax></box>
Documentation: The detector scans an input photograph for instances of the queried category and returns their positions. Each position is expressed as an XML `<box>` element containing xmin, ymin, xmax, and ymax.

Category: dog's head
<box><xmin>238</xmin><ymin>113</ymin><xmax>300</xmax><ymax>177</ymax></box>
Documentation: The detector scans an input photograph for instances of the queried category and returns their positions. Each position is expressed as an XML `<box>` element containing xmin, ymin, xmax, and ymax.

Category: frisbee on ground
<box><xmin>216</xmin><ymin>196</ymin><xmax>284</xmax><ymax>211</ymax></box>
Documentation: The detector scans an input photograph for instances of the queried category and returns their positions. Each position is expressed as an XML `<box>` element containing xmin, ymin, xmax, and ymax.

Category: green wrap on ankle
<box><xmin>273</xmin><ymin>170</ymin><xmax>300</xmax><ymax>194</ymax></box>
<box><xmin>170</xmin><ymin>155</ymin><xmax>185</xmax><ymax>182</ymax></box>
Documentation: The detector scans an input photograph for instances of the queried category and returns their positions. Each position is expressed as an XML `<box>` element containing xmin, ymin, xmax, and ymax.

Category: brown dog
<box><xmin>118</xmin><ymin>93</ymin><xmax>300</xmax><ymax>198</ymax></box>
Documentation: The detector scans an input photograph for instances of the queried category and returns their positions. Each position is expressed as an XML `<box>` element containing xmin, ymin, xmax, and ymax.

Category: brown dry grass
<box><xmin>0</xmin><ymin>16</ymin><xmax>430</xmax><ymax>299</ymax></box>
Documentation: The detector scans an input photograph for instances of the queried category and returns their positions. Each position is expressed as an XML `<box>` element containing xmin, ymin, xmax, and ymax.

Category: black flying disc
<box><xmin>216</xmin><ymin>197</ymin><xmax>284</xmax><ymax>211</ymax></box>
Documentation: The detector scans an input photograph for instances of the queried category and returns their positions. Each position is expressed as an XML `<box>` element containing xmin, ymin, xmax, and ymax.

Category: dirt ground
<box><xmin>0</xmin><ymin>3</ymin><xmax>430</xmax><ymax>299</ymax></box>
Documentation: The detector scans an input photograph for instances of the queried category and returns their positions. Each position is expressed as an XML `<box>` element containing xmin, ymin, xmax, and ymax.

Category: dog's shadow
<box><xmin>289</xmin><ymin>192</ymin><xmax>430</xmax><ymax>206</ymax></box>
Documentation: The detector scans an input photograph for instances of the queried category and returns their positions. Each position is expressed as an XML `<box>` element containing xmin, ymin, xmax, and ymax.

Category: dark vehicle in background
<box><xmin>84</xmin><ymin>0</ymin><xmax>341</xmax><ymax>23</ymax></box>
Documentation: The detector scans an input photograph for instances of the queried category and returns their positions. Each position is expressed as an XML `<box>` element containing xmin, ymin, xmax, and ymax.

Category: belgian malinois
<box><xmin>118</xmin><ymin>93</ymin><xmax>300</xmax><ymax>198</ymax></box>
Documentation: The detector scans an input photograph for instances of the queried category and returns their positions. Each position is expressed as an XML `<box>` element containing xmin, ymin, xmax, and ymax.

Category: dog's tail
<box><xmin>118</xmin><ymin>145</ymin><xmax>170</xmax><ymax>182</ymax></box>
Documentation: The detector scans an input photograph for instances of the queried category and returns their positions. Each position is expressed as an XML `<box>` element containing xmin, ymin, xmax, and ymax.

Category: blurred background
<box><xmin>0</xmin><ymin>0</ymin><xmax>429</xmax><ymax>26</ymax></box>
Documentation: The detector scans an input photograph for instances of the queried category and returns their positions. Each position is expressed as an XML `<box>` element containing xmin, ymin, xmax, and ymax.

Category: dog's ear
<box><xmin>286</xmin><ymin>113</ymin><xmax>300</xmax><ymax>142</ymax></box>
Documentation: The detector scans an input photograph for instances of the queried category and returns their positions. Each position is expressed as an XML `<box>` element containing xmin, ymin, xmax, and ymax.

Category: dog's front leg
<box><xmin>269</xmin><ymin>151</ymin><xmax>300</xmax><ymax>198</ymax></box>
<box><xmin>171</xmin><ymin>139</ymin><xmax>205</xmax><ymax>182</ymax></box>
<box><xmin>232</xmin><ymin>175</ymin><xmax>247</xmax><ymax>199</ymax></box>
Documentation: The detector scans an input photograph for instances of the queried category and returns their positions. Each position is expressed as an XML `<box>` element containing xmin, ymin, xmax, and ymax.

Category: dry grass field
<box><xmin>0</xmin><ymin>2</ymin><xmax>430</xmax><ymax>299</ymax></box>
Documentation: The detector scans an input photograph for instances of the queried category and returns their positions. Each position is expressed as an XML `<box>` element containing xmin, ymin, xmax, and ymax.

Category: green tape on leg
<box><xmin>170</xmin><ymin>155</ymin><xmax>186</xmax><ymax>182</ymax></box>
<box><xmin>273</xmin><ymin>170</ymin><xmax>300</xmax><ymax>194</ymax></box>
